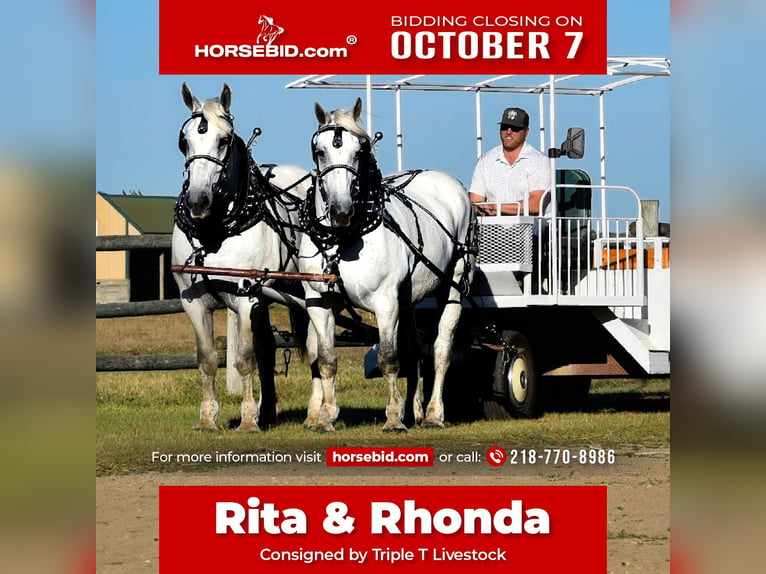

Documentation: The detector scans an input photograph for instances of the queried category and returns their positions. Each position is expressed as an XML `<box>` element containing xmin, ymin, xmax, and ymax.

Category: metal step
<box><xmin>591</xmin><ymin>308</ymin><xmax>670</xmax><ymax>375</ymax></box>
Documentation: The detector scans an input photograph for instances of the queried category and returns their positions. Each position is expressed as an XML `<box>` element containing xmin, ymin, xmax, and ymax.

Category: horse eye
<box><xmin>314</xmin><ymin>149</ymin><xmax>325</xmax><ymax>157</ymax></box>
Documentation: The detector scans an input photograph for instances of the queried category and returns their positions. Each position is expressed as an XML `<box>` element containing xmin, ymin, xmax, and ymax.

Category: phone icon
<box><xmin>486</xmin><ymin>447</ymin><xmax>507</xmax><ymax>467</ymax></box>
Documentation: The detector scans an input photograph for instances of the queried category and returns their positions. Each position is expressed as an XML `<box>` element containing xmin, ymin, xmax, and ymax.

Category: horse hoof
<box><xmin>193</xmin><ymin>422</ymin><xmax>218</xmax><ymax>431</ymax></box>
<box><xmin>236</xmin><ymin>423</ymin><xmax>262</xmax><ymax>432</ymax></box>
<box><xmin>421</xmin><ymin>420</ymin><xmax>445</xmax><ymax>429</ymax></box>
<box><xmin>382</xmin><ymin>424</ymin><xmax>408</xmax><ymax>433</ymax></box>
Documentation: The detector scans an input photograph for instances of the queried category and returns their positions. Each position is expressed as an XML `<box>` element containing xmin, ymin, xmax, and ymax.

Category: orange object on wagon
<box><xmin>600</xmin><ymin>246</ymin><xmax>669</xmax><ymax>269</ymax></box>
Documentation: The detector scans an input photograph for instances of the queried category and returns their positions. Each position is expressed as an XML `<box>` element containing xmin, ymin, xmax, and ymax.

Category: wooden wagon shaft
<box><xmin>170</xmin><ymin>264</ymin><xmax>339</xmax><ymax>284</ymax></box>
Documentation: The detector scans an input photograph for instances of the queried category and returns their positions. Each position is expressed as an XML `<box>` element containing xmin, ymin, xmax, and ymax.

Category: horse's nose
<box><xmin>186</xmin><ymin>193</ymin><xmax>211</xmax><ymax>218</ymax></box>
<box><xmin>330</xmin><ymin>205</ymin><xmax>354</xmax><ymax>227</ymax></box>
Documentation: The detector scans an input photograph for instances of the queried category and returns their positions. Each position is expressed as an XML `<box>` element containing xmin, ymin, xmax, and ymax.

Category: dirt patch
<box><xmin>96</xmin><ymin>448</ymin><xmax>669</xmax><ymax>573</ymax></box>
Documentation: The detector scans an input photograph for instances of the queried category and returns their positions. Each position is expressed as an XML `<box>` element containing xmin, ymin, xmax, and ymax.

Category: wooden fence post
<box><xmin>641</xmin><ymin>199</ymin><xmax>659</xmax><ymax>237</ymax></box>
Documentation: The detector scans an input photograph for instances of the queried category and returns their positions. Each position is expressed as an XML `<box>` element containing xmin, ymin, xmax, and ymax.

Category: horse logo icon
<box><xmin>257</xmin><ymin>15</ymin><xmax>285</xmax><ymax>46</ymax></box>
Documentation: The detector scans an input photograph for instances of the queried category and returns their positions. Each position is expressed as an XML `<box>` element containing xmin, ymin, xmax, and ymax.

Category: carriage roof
<box><xmin>285</xmin><ymin>57</ymin><xmax>669</xmax><ymax>96</ymax></box>
<box><xmin>285</xmin><ymin>57</ymin><xmax>670</xmax><ymax>176</ymax></box>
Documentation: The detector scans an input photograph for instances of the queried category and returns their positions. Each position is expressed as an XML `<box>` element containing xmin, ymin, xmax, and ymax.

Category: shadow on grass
<box><xmin>539</xmin><ymin>390</ymin><xmax>671</xmax><ymax>415</ymax></box>
<box><xmin>583</xmin><ymin>390</ymin><xmax>670</xmax><ymax>414</ymax></box>
<box><xmin>225</xmin><ymin>388</ymin><xmax>670</xmax><ymax>429</ymax></box>
<box><xmin>227</xmin><ymin>407</ymin><xmax>387</xmax><ymax>430</ymax></box>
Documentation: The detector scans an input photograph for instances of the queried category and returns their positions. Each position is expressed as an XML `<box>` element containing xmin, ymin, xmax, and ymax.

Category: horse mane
<box><xmin>327</xmin><ymin>107</ymin><xmax>369</xmax><ymax>139</ymax></box>
<box><xmin>200</xmin><ymin>99</ymin><xmax>233</xmax><ymax>135</ymax></box>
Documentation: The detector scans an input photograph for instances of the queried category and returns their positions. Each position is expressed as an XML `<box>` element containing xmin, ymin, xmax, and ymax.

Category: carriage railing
<box><xmin>553</xmin><ymin>215</ymin><xmax>645</xmax><ymax>302</ymax></box>
<box><xmin>471</xmin><ymin>185</ymin><xmax>651</xmax><ymax>306</ymax></box>
<box><xmin>552</xmin><ymin>184</ymin><xmax>645</xmax><ymax>305</ymax></box>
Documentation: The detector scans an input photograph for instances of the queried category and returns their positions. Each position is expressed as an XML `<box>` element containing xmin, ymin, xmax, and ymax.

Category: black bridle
<box><xmin>174</xmin><ymin>111</ymin><xmax>308</xmax><ymax>272</ymax></box>
<box><xmin>303</xmin><ymin>124</ymin><xmax>477</xmax><ymax>308</ymax></box>
<box><xmin>302</xmin><ymin>124</ymin><xmax>384</xmax><ymax>248</ymax></box>
<box><xmin>175</xmin><ymin>111</ymin><xmax>262</xmax><ymax>253</ymax></box>
<box><xmin>177</xmin><ymin>110</ymin><xmax>235</xmax><ymax>197</ymax></box>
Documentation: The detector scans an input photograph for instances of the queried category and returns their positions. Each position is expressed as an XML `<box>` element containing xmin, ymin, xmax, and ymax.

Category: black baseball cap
<box><xmin>498</xmin><ymin>107</ymin><xmax>529</xmax><ymax>128</ymax></box>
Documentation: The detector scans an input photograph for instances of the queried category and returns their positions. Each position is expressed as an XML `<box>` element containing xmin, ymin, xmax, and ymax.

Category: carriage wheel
<box><xmin>482</xmin><ymin>330</ymin><xmax>541</xmax><ymax>419</ymax></box>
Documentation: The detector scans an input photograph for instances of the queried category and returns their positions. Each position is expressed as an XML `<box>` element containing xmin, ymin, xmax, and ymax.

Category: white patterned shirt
<box><xmin>469</xmin><ymin>142</ymin><xmax>552</xmax><ymax>215</ymax></box>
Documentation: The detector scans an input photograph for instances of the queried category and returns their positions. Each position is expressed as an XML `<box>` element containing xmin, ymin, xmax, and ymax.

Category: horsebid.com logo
<box><xmin>194</xmin><ymin>14</ymin><xmax>350</xmax><ymax>59</ymax></box>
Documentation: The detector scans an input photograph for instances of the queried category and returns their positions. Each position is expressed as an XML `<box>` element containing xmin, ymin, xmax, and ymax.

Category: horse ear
<box><xmin>220</xmin><ymin>83</ymin><xmax>232</xmax><ymax>113</ymax></box>
<box><xmin>315</xmin><ymin>102</ymin><xmax>329</xmax><ymax>125</ymax></box>
<box><xmin>181</xmin><ymin>82</ymin><xmax>199</xmax><ymax>111</ymax></box>
<box><xmin>353</xmin><ymin>97</ymin><xmax>363</xmax><ymax>121</ymax></box>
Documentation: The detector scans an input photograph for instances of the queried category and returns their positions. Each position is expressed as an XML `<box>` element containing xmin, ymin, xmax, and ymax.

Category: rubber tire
<box><xmin>482</xmin><ymin>330</ymin><xmax>541</xmax><ymax>419</ymax></box>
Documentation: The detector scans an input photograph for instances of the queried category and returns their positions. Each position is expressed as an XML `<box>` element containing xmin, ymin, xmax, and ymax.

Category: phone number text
<box><xmin>509</xmin><ymin>448</ymin><xmax>616</xmax><ymax>465</ymax></box>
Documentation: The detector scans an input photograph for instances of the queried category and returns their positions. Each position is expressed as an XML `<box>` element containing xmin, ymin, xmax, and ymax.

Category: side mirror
<box><xmin>562</xmin><ymin>127</ymin><xmax>585</xmax><ymax>159</ymax></box>
<box><xmin>548</xmin><ymin>127</ymin><xmax>585</xmax><ymax>159</ymax></box>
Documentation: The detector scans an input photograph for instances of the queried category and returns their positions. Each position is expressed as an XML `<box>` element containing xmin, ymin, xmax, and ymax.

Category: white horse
<box><xmin>172</xmin><ymin>82</ymin><xmax>310</xmax><ymax>431</ymax></box>
<box><xmin>298</xmin><ymin>98</ymin><xmax>477</xmax><ymax>432</ymax></box>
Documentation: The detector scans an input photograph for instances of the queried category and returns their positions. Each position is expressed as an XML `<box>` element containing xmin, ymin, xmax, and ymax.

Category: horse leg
<box><xmin>233</xmin><ymin>300</ymin><xmax>260</xmax><ymax>432</ymax></box>
<box><xmin>376</xmin><ymin>302</ymin><xmax>407</xmax><ymax>433</ymax></box>
<box><xmin>252</xmin><ymin>301</ymin><xmax>278</xmax><ymax>430</ymax></box>
<box><xmin>400</xmin><ymin>309</ymin><xmax>423</xmax><ymax>428</ymax></box>
<box><xmin>423</xmin><ymin>269</ymin><xmax>466</xmax><ymax>428</ymax></box>
<box><xmin>303</xmin><ymin>321</ymin><xmax>322</xmax><ymax>429</ymax></box>
<box><xmin>184</xmin><ymin>301</ymin><xmax>219</xmax><ymax>430</ymax></box>
<box><xmin>305</xmin><ymin>300</ymin><xmax>339</xmax><ymax>432</ymax></box>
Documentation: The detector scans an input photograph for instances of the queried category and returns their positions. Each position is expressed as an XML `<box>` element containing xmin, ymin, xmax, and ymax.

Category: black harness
<box><xmin>301</xmin><ymin>124</ymin><xmax>384</xmax><ymax>251</ymax></box>
<box><xmin>175</xmin><ymin>112</ymin><xmax>307</xmax><ymax>257</ymax></box>
<box><xmin>302</xmin><ymin>123</ymin><xmax>477</xmax><ymax>298</ymax></box>
<box><xmin>174</xmin><ymin>112</ymin><xmax>309</xmax><ymax>302</ymax></box>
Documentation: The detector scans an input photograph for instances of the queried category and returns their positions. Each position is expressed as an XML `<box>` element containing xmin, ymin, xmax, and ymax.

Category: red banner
<box><xmin>159</xmin><ymin>485</ymin><xmax>606</xmax><ymax>573</ymax></box>
<box><xmin>159</xmin><ymin>1</ymin><xmax>606</xmax><ymax>75</ymax></box>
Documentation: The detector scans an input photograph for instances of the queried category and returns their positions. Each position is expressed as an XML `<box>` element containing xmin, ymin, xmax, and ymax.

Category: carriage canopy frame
<box><xmin>285</xmin><ymin>56</ymin><xmax>670</xmax><ymax>189</ymax></box>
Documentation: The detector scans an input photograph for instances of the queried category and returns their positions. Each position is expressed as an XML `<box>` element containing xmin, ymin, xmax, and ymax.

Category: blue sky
<box><xmin>96</xmin><ymin>2</ymin><xmax>669</xmax><ymax>220</ymax></box>
<box><xmin>0</xmin><ymin>0</ymin><xmax>92</xmax><ymax>156</ymax></box>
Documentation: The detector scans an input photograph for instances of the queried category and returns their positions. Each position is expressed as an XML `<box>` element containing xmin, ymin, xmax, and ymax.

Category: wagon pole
<box><xmin>169</xmin><ymin>265</ymin><xmax>340</xmax><ymax>285</ymax></box>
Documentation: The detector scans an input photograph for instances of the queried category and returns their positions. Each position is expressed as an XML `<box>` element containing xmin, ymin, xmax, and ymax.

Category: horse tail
<box><xmin>288</xmin><ymin>305</ymin><xmax>309</xmax><ymax>361</ymax></box>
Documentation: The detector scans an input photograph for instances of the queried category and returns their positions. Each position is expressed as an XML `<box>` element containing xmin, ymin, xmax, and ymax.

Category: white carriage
<box><xmin>286</xmin><ymin>58</ymin><xmax>670</xmax><ymax>418</ymax></box>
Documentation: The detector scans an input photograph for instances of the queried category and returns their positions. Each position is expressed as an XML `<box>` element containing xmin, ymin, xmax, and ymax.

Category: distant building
<box><xmin>96</xmin><ymin>192</ymin><xmax>179</xmax><ymax>303</ymax></box>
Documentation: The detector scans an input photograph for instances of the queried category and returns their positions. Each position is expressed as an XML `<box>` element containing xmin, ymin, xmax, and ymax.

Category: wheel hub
<box><xmin>507</xmin><ymin>357</ymin><xmax>528</xmax><ymax>403</ymax></box>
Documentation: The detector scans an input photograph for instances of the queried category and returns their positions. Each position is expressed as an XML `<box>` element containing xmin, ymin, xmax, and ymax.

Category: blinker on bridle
<box><xmin>302</xmin><ymin>125</ymin><xmax>386</xmax><ymax>249</ymax></box>
<box><xmin>310</xmin><ymin>125</ymin><xmax>385</xmax><ymax>212</ymax></box>
<box><xmin>178</xmin><ymin>111</ymin><xmax>233</xmax><ymax>168</ymax></box>
<box><xmin>178</xmin><ymin>110</ymin><xmax>236</xmax><ymax>200</ymax></box>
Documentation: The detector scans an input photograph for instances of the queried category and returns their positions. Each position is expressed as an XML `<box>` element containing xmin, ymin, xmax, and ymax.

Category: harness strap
<box><xmin>381</xmin><ymin>211</ymin><xmax>472</xmax><ymax>298</ymax></box>
<box><xmin>323</xmin><ymin>252</ymin><xmax>364</xmax><ymax>323</ymax></box>
<box><xmin>176</xmin><ymin>115</ymin><xmax>310</xmax><ymax>302</ymax></box>
<box><xmin>181</xmin><ymin>246</ymin><xmax>226</xmax><ymax>306</ymax></box>
<box><xmin>250</xmin><ymin>162</ymin><xmax>309</xmax><ymax>261</ymax></box>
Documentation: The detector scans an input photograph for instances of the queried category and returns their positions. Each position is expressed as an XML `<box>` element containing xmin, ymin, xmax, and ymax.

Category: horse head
<box><xmin>178</xmin><ymin>82</ymin><xmax>237</xmax><ymax>219</ymax></box>
<box><xmin>311</xmin><ymin>97</ymin><xmax>374</xmax><ymax>228</ymax></box>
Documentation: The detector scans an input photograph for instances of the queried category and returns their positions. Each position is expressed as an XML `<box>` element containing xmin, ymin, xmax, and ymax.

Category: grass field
<box><xmin>96</xmin><ymin>309</ymin><xmax>670</xmax><ymax>476</ymax></box>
